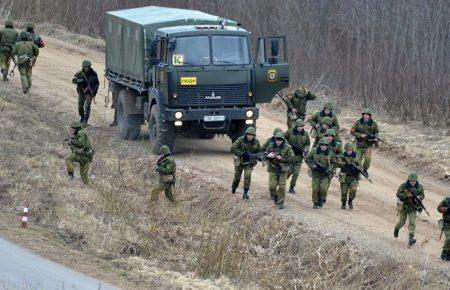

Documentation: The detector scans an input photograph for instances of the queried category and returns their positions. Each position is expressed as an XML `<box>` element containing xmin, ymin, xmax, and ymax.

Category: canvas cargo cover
<box><xmin>105</xmin><ymin>6</ymin><xmax>237</xmax><ymax>82</ymax></box>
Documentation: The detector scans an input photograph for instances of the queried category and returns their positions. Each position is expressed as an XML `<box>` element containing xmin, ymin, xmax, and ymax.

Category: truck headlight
<box><xmin>175</xmin><ymin>121</ymin><xmax>183</xmax><ymax>126</ymax></box>
<box><xmin>245</xmin><ymin>110</ymin><xmax>254</xmax><ymax>118</ymax></box>
<box><xmin>175</xmin><ymin>111</ymin><xmax>183</xmax><ymax>119</ymax></box>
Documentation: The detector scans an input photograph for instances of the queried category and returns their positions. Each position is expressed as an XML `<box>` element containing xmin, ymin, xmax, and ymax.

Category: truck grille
<box><xmin>176</xmin><ymin>84</ymin><xmax>248</xmax><ymax>107</ymax></box>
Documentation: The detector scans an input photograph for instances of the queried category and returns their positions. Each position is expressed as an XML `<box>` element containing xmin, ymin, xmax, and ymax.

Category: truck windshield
<box><xmin>171</xmin><ymin>36</ymin><xmax>210</xmax><ymax>66</ymax></box>
<box><xmin>212</xmin><ymin>36</ymin><xmax>250</xmax><ymax>65</ymax></box>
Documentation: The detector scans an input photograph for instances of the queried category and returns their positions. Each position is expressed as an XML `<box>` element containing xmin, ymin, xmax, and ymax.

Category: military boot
<box><xmin>408</xmin><ymin>234</ymin><xmax>416</xmax><ymax>246</ymax></box>
<box><xmin>82</xmin><ymin>116</ymin><xmax>89</xmax><ymax>127</ymax></box>
<box><xmin>394</xmin><ymin>228</ymin><xmax>399</xmax><ymax>238</ymax></box>
<box><xmin>445</xmin><ymin>251</ymin><xmax>450</xmax><ymax>261</ymax></box>
<box><xmin>288</xmin><ymin>187</ymin><xmax>295</xmax><ymax>194</ymax></box>
<box><xmin>341</xmin><ymin>201</ymin><xmax>346</xmax><ymax>209</ymax></box>
<box><xmin>242</xmin><ymin>189</ymin><xmax>249</xmax><ymax>200</ymax></box>
<box><xmin>313</xmin><ymin>203</ymin><xmax>320</xmax><ymax>209</ymax></box>
<box><xmin>231</xmin><ymin>187</ymin><xmax>236</xmax><ymax>194</ymax></box>
<box><xmin>2</xmin><ymin>69</ymin><xmax>8</xmax><ymax>81</ymax></box>
<box><xmin>348</xmin><ymin>199</ymin><xmax>354</xmax><ymax>209</ymax></box>
<box><xmin>440</xmin><ymin>250</ymin><xmax>448</xmax><ymax>261</ymax></box>
<box><xmin>110</xmin><ymin>110</ymin><xmax>118</xmax><ymax>127</ymax></box>
<box><xmin>318</xmin><ymin>199</ymin><xmax>324</xmax><ymax>208</ymax></box>
<box><xmin>278</xmin><ymin>203</ymin><xmax>285</xmax><ymax>209</ymax></box>
<box><xmin>68</xmin><ymin>172</ymin><xmax>74</xmax><ymax>179</ymax></box>
<box><xmin>80</xmin><ymin>116</ymin><xmax>84</xmax><ymax>123</ymax></box>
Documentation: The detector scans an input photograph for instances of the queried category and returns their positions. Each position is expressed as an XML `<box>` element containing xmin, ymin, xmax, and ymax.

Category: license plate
<box><xmin>204</xmin><ymin>115</ymin><xmax>225</xmax><ymax>122</ymax></box>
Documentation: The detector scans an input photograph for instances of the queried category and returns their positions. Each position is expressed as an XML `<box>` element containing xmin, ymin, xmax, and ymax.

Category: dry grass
<box><xmin>1</xmin><ymin>85</ymin><xmax>448</xmax><ymax>289</ymax></box>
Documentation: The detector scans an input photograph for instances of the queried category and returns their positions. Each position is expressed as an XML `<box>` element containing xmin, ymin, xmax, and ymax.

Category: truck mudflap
<box><xmin>163</xmin><ymin>107</ymin><xmax>259</xmax><ymax>122</ymax></box>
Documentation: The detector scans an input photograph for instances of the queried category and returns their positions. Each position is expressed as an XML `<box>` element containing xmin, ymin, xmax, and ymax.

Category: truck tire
<box><xmin>148</xmin><ymin>105</ymin><xmax>175</xmax><ymax>154</ymax></box>
<box><xmin>229</xmin><ymin>121</ymin><xmax>248</xmax><ymax>143</ymax></box>
<box><xmin>117</xmin><ymin>91</ymin><xmax>142</xmax><ymax>140</ymax></box>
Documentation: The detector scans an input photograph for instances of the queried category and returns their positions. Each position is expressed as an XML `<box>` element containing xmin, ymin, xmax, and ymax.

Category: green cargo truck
<box><xmin>105</xmin><ymin>6</ymin><xmax>289</xmax><ymax>153</ymax></box>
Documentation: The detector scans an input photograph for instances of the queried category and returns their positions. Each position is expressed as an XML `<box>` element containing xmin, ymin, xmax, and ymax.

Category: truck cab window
<box><xmin>157</xmin><ymin>39</ymin><xmax>168</xmax><ymax>64</ymax></box>
<box><xmin>171</xmin><ymin>36</ymin><xmax>210</xmax><ymax>66</ymax></box>
<box><xmin>212</xmin><ymin>36</ymin><xmax>250</xmax><ymax>65</ymax></box>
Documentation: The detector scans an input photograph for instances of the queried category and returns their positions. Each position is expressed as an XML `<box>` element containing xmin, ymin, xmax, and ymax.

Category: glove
<box><xmin>242</xmin><ymin>152</ymin><xmax>250</xmax><ymax>159</ymax></box>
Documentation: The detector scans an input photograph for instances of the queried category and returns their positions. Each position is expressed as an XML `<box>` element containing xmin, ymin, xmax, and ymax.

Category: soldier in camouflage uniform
<box><xmin>306</xmin><ymin>138</ymin><xmax>337</xmax><ymax>209</ymax></box>
<box><xmin>265</xmin><ymin>132</ymin><xmax>294</xmax><ymax>209</ymax></box>
<box><xmin>312</xmin><ymin>116</ymin><xmax>334</xmax><ymax>147</ymax></box>
<box><xmin>22</xmin><ymin>23</ymin><xmax>45</xmax><ymax>48</ymax></box>
<box><xmin>437</xmin><ymin>197</ymin><xmax>450</xmax><ymax>261</ymax></box>
<box><xmin>261</xmin><ymin>127</ymin><xmax>282</xmax><ymax>151</ymax></box>
<box><xmin>350</xmin><ymin>108</ymin><xmax>379</xmax><ymax>176</ymax></box>
<box><xmin>281</xmin><ymin>86</ymin><xmax>317</xmax><ymax>129</ymax></box>
<box><xmin>65</xmin><ymin>120</ymin><xmax>94</xmax><ymax>185</ymax></box>
<box><xmin>72</xmin><ymin>60</ymin><xmax>99</xmax><ymax>127</ymax></box>
<box><xmin>310</xmin><ymin>101</ymin><xmax>339</xmax><ymax>136</ymax></box>
<box><xmin>11</xmin><ymin>31</ymin><xmax>39</xmax><ymax>94</ymax></box>
<box><xmin>284</xmin><ymin>119</ymin><xmax>310</xmax><ymax>194</ymax></box>
<box><xmin>325</xmin><ymin>129</ymin><xmax>342</xmax><ymax>155</ymax></box>
<box><xmin>337</xmin><ymin>142</ymin><xmax>361</xmax><ymax>209</ymax></box>
<box><xmin>394</xmin><ymin>173</ymin><xmax>425</xmax><ymax>246</ymax></box>
<box><xmin>0</xmin><ymin>20</ymin><xmax>18</xmax><ymax>81</ymax></box>
<box><xmin>151</xmin><ymin>145</ymin><xmax>176</xmax><ymax>203</ymax></box>
<box><xmin>230</xmin><ymin>127</ymin><xmax>261</xmax><ymax>199</ymax></box>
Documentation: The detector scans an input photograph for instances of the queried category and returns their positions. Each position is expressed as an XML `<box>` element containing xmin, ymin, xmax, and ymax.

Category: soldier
<box><xmin>305</xmin><ymin>138</ymin><xmax>337</xmax><ymax>209</ymax></box>
<box><xmin>281</xmin><ymin>86</ymin><xmax>317</xmax><ymax>129</ymax></box>
<box><xmin>324</xmin><ymin>129</ymin><xmax>342</xmax><ymax>155</ymax></box>
<box><xmin>265</xmin><ymin>132</ymin><xmax>294</xmax><ymax>209</ymax></box>
<box><xmin>261</xmin><ymin>127</ymin><xmax>282</xmax><ymax>151</ymax></box>
<box><xmin>394</xmin><ymin>173</ymin><xmax>425</xmax><ymax>246</ymax></box>
<box><xmin>350</xmin><ymin>108</ymin><xmax>379</xmax><ymax>176</ymax></box>
<box><xmin>310</xmin><ymin>101</ymin><xmax>339</xmax><ymax>136</ymax></box>
<box><xmin>312</xmin><ymin>116</ymin><xmax>333</xmax><ymax>147</ymax></box>
<box><xmin>337</xmin><ymin>142</ymin><xmax>361</xmax><ymax>209</ymax></box>
<box><xmin>65</xmin><ymin>120</ymin><xmax>94</xmax><ymax>185</ymax></box>
<box><xmin>150</xmin><ymin>145</ymin><xmax>176</xmax><ymax>203</ymax></box>
<box><xmin>0</xmin><ymin>20</ymin><xmax>18</xmax><ymax>81</ymax></box>
<box><xmin>284</xmin><ymin>119</ymin><xmax>310</xmax><ymax>194</ymax></box>
<box><xmin>11</xmin><ymin>31</ymin><xmax>39</xmax><ymax>94</ymax></box>
<box><xmin>437</xmin><ymin>197</ymin><xmax>450</xmax><ymax>261</ymax></box>
<box><xmin>22</xmin><ymin>23</ymin><xmax>45</xmax><ymax>48</ymax></box>
<box><xmin>230</xmin><ymin>127</ymin><xmax>261</xmax><ymax>199</ymax></box>
<box><xmin>72</xmin><ymin>60</ymin><xmax>99</xmax><ymax>127</ymax></box>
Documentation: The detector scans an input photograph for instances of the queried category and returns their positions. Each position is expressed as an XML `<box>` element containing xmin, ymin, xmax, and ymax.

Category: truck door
<box><xmin>155</xmin><ymin>37</ymin><xmax>169</xmax><ymax>102</ymax></box>
<box><xmin>254</xmin><ymin>36</ymin><xmax>289</xmax><ymax>103</ymax></box>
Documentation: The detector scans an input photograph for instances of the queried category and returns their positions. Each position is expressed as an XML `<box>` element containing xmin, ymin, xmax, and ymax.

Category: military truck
<box><xmin>105</xmin><ymin>6</ymin><xmax>289</xmax><ymax>153</ymax></box>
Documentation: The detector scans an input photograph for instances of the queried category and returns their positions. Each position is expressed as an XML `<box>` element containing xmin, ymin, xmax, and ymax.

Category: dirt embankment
<box><xmin>0</xmin><ymin>29</ymin><xmax>448</xmax><ymax>289</ymax></box>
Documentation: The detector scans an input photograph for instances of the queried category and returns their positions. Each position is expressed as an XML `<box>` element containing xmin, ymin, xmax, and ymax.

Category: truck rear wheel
<box><xmin>148</xmin><ymin>105</ymin><xmax>175</xmax><ymax>154</ymax></box>
<box><xmin>117</xmin><ymin>91</ymin><xmax>142</xmax><ymax>140</ymax></box>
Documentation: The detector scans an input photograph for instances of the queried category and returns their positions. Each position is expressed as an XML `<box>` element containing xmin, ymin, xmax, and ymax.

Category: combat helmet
<box><xmin>5</xmin><ymin>20</ymin><xmax>13</xmax><ymax>28</ymax></box>
<box><xmin>408</xmin><ymin>172</ymin><xmax>418</xmax><ymax>181</ymax></box>
<box><xmin>322</xmin><ymin>116</ymin><xmax>333</xmax><ymax>126</ymax></box>
<box><xmin>318</xmin><ymin>138</ymin><xmax>330</xmax><ymax>146</ymax></box>
<box><xmin>295</xmin><ymin>119</ymin><xmax>305</xmax><ymax>127</ymax></box>
<box><xmin>82</xmin><ymin>60</ymin><xmax>92</xmax><ymax>68</ymax></box>
<box><xmin>324</xmin><ymin>101</ymin><xmax>333</xmax><ymax>110</ymax></box>
<box><xmin>344</xmin><ymin>142</ymin><xmax>355</xmax><ymax>151</ymax></box>
<box><xmin>272</xmin><ymin>127</ymin><xmax>282</xmax><ymax>135</ymax></box>
<box><xmin>325</xmin><ymin>129</ymin><xmax>336</xmax><ymax>137</ymax></box>
<box><xmin>274</xmin><ymin>132</ymin><xmax>285</xmax><ymax>140</ymax></box>
<box><xmin>159</xmin><ymin>145</ymin><xmax>171</xmax><ymax>155</ymax></box>
<box><xmin>362</xmin><ymin>108</ymin><xmax>372</xmax><ymax>115</ymax></box>
<box><xmin>70</xmin><ymin>120</ymin><xmax>82</xmax><ymax>128</ymax></box>
<box><xmin>26</xmin><ymin>22</ymin><xmax>35</xmax><ymax>30</ymax></box>
<box><xmin>18</xmin><ymin>31</ymin><xmax>30</xmax><ymax>41</ymax></box>
<box><xmin>245</xmin><ymin>127</ymin><xmax>256</xmax><ymax>135</ymax></box>
<box><xmin>294</xmin><ymin>86</ymin><xmax>305</xmax><ymax>97</ymax></box>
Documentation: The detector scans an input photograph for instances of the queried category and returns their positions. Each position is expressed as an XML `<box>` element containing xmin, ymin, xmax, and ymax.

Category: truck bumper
<box><xmin>163</xmin><ymin>107</ymin><xmax>259</xmax><ymax>122</ymax></box>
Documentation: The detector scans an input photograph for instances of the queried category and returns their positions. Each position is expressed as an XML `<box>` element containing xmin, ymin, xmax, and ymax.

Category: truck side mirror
<box><xmin>149</xmin><ymin>57</ymin><xmax>159</xmax><ymax>65</ymax></box>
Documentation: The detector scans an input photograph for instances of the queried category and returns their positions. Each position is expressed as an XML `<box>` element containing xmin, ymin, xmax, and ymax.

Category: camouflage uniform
<box><xmin>261</xmin><ymin>127</ymin><xmax>282</xmax><ymax>151</ymax></box>
<box><xmin>325</xmin><ymin>129</ymin><xmax>342</xmax><ymax>155</ymax></box>
<box><xmin>65</xmin><ymin>121</ymin><xmax>94</xmax><ymax>185</ymax></box>
<box><xmin>281</xmin><ymin>86</ymin><xmax>317</xmax><ymax>129</ymax></box>
<box><xmin>337</xmin><ymin>143</ymin><xmax>361</xmax><ymax>209</ymax></box>
<box><xmin>305</xmin><ymin>138</ymin><xmax>337</xmax><ymax>208</ymax></box>
<box><xmin>0</xmin><ymin>20</ymin><xmax>18</xmax><ymax>81</ymax></box>
<box><xmin>350</xmin><ymin>108</ymin><xmax>379</xmax><ymax>174</ymax></box>
<box><xmin>265</xmin><ymin>132</ymin><xmax>294</xmax><ymax>209</ymax></box>
<box><xmin>312</xmin><ymin>116</ymin><xmax>335</xmax><ymax>147</ymax></box>
<box><xmin>22</xmin><ymin>23</ymin><xmax>45</xmax><ymax>48</ymax></box>
<box><xmin>72</xmin><ymin>60</ymin><xmax>99</xmax><ymax>127</ymax></box>
<box><xmin>230</xmin><ymin>127</ymin><xmax>261</xmax><ymax>199</ymax></box>
<box><xmin>394</xmin><ymin>173</ymin><xmax>425</xmax><ymax>246</ymax></box>
<box><xmin>151</xmin><ymin>145</ymin><xmax>176</xmax><ymax>203</ymax></box>
<box><xmin>310</xmin><ymin>101</ymin><xmax>339</xmax><ymax>135</ymax></box>
<box><xmin>437</xmin><ymin>197</ymin><xmax>450</xmax><ymax>261</ymax></box>
<box><xmin>11</xmin><ymin>31</ymin><xmax>39</xmax><ymax>94</ymax></box>
<box><xmin>284</xmin><ymin>119</ymin><xmax>310</xmax><ymax>193</ymax></box>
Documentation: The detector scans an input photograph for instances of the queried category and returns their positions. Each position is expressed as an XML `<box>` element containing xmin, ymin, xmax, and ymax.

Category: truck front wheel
<box><xmin>148</xmin><ymin>105</ymin><xmax>175</xmax><ymax>154</ymax></box>
<box><xmin>117</xmin><ymin>91</ymin><xmax>142</xmax><ymax>140</ymax></box>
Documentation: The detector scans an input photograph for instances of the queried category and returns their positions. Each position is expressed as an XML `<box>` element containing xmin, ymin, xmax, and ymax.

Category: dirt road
<box><xmin>4</xmin><ymin>37</ymin><xmax>449</xmax><ymax>273</ymax></box>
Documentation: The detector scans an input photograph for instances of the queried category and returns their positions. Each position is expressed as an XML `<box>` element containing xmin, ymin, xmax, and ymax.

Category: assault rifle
<box><xmin>289</xmin><ymin>143</ymin><xmax>306</xmax><ymax>158</ymax></box>
<box><xmin>406</xmin><ymin>189</ymin><xmax>430</xmax><ymax>217</ymax></box>
<box><xmin>343</xmin><ymin>157</ymin><xmax>373</xmax><ymax>183</ymax></box>
<box><xmin>365</xmin><ymin>133</ymin><xmax>384</xmax><ymax>143</ymax></box>
<box><xmin>153</xmin><ymin>154</ymin><xmax>167</xmax><ymax>171</ymax></box>
<box><xmin>82</xmin><ymin>71</ymin><xmax>96</xmax><ymax>105</ymax></box>
<box><xmin>241</xmin><ymin>152</ymin><xmax>267</xmax><ymax>166</ymax></box>
<box><xmin>312</xmin><ymin>160</ymin><xmax>335</xmax><ymax>178</ymax></box>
